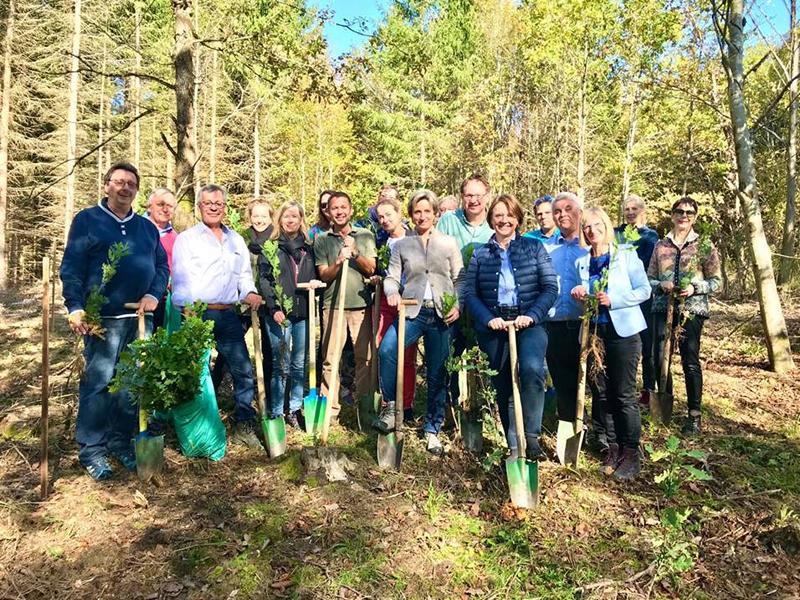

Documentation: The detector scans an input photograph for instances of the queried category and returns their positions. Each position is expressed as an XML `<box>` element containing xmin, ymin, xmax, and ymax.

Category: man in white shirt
<box><xmin>172</xmin><ymin>184</ymin><xmax>263</xmax><ymax>448</ymax></box>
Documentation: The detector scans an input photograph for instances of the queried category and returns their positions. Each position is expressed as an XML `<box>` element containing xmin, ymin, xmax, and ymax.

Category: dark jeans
<box><xmin>204</xmin><ymin>308</ymin><xmax>257</xmax><ymax>423</ymax></box>
<box><xmin>477</xmin><ymin>324</ymin><xmax>547</xmax><ymax>450</ymax></box>
<box><xmin>212</xmin><ymin>307</ymin><xmax>272</xmax><ymax>403</ymax></box>
<box><xmin>447</xmin><ymin>320</ymin><xmax>468</xmax><ymax>406</ymax></box>
<box><xmin>379</xmin><ymin>307</ymin><xmax>451</xmax><ymax>434</ymax></box>
<box><xmin>545</xmin><ymin>320</ymin><xmax>582</xmax><ymax>422</ymax></box>
<box><xmin>589</xmin><ymin>322</ymin><xmax>642</xmax><ymax>450</ymax></box>
<box><xmin>76</xmin><ymin>316</ymin><xmax>152</xmax><ymax>465</ymax></box>
<box><xmin>640</xmin><ymin>299</ymin><xmax>655</xmax><ymax>390</ymax></box>
<box><xmin>654</xmin><ymin>311</ymin><xmax>705</xmax><ymax>414</ymax></box>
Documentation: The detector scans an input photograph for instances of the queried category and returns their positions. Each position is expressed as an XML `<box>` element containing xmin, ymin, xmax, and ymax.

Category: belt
<box><xmin>206</xmin><ymin>303</ymin><xmax>235</xmax><ymax>311</ymax></box>
<box><xmin>421</xmin><ymin>299</ymin><xmax>436</xmax><ymax>309</ymax></box>
<box><xmin>495</xmin><ymin>305</ymin><xmax>520</xmax><ymax>320</ymax></box>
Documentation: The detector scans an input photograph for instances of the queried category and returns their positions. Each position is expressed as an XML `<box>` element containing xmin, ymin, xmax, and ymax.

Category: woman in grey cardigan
<box><xmin>373</xmin><ymin>189</ymin><xmax>463</xmax><ymax>455</ymax></box>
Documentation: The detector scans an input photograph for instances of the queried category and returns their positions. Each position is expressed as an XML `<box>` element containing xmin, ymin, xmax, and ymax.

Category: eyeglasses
<box><xmin>463</xmin><ymin>193</ymin><xmax>486</xmax><ymax>201</ymax></box>
<box><xmin>108</xmin><ymin>179</ymin><xmax>138</xmax><ymax>189</ymax></box>
<box><xmin>201</xmin><ymin>201</ymin><xmax>225</xmax><ymax>209</ymax></box>
<box><xmin>672</xmin><ymin>208</ymin><xmax>696</xmax><ymax>217</ymax></box>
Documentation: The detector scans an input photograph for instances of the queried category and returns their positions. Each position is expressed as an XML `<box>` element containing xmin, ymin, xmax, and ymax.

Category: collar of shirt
<box><xmin>666</xmin><ymin>229</ymin><xmax>699</xmax><ymax>246</ymax></box>
<box><xmin>98</xmin><ymin>198</ymin><xmax>134</xmax><ymax>223</ymax></box>
<box><xmin>490</xmin><ymin>233</ymin><xmax>516</xmax><ymax>251</ymax></box>
<box><xmin>143</xmin><ymin>210</ymin><xmax>174</xmax><ymax>235</ymax></box>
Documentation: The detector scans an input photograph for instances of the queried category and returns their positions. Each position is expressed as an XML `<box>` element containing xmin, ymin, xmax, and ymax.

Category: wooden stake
<box><xmin>40</xmin><ymin>256</ymin><xmax>50</xmax><ymax>499</ymax></box>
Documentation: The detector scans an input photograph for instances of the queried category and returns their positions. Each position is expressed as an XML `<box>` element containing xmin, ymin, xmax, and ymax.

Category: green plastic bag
<box><xmin>164</xmin><ymin>290</ymin><xmax>183</xmax><ymax>335</ymax></box>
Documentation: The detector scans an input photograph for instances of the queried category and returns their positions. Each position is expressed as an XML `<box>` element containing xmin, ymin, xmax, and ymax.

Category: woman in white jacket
<box><xmin>571</xmin><ymin>206</ymin><xmax>650</xmax><ymax>480</ymax></box>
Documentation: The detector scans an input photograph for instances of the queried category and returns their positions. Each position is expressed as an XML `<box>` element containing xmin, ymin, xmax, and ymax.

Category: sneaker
<box><xmin>612</xmin><ymin>447</ymin><xmax>641</xmax><ymax>480</ymax></box>
<box><xmin>286</xmin><ymin>413</ymin><xmax>299</xmax><ymax>429</ymax></box>
<box><xmin>83</xmin><ymin>457</ymin><xmax>113</xmax><ymax>481</ymax></box>
<box><xmin>372</xmin><ymin>402</ymin><xmax>396</xmax><ymax>434</ymax></box>
<box><xmin>232</xmin><ymin>420</ymin><xmax>263</xmax><ymax>449</ymax></box>
<box><xmin>525</xmin><ymin>438</ymin><xmax>547</xmax><ymax>462</ymax></box>
<box><xmin>599</xmin><ymin>443</ymin><xmax>620</xmax><ymax>476</ymax></box>
<box><xmin>681</xmin><ymin>414</ymin><xmax>702</xmax><ymax>436</ymax></box>
<box><xmin>112</xmin><ymin>448</ymin><xmax>137</xmax><ymax>472</ymax></box>
<box><xmin>425</xmin><ymin>432</ymin><xmax>444</xmax><ymax>456</ymax></box>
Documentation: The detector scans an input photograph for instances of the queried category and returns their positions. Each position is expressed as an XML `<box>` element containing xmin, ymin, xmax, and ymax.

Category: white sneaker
<box><xmin>426</xmin><ymin>432</ymin><xmax>443</xmax><ymax>456</ymax></box>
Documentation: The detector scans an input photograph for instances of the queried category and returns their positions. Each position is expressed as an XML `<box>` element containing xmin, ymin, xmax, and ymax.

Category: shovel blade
<box><xmin>650</xmin><ymin>391</ymin><xmax>673</xmax><ymax>425</ymax></box>
<box><xmin>505</xmin><ymin>456</ymin><xmax>538</xmax><ymax>509</ymax></box>
<box><xmin>303</xmin><ymin>390</ymin><xmax>326</xmax><ymax>436</ymax></box>
<box><xmin>555</xmin><ymin>420</ymin><xmax>584</xmax><ymax>467</ymax></box>
<box><xmin>264</xmin><ymin>417</ymin><xmax>287</xmax><ymax>459</ymax></box>
<box><xmin>459</xmin><ymin>411</ymin><xmax>483</xmax><ymax>454</ymax></box>
<box><xmin>377</xmin><ymin>432</ymin><xmax>404</xmax><ymax>470</ymax></box>
<box><xmin>134</xmin><ymin>433</ymin><xmax>164</xmax><ymax>482</ymax></box>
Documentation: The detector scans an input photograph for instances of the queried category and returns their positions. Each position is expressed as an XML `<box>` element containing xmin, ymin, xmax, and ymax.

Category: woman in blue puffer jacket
<box><xmin>463</xmin><ymin>194</ymin><xmax>558</xmax><ymax>460</ymax></box>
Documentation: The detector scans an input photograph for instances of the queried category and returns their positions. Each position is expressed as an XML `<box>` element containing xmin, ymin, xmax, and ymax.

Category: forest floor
<box><xmin>1</xmin><ymin>284</ymin><xmax>799</xmax><ymax>600</ymax></box>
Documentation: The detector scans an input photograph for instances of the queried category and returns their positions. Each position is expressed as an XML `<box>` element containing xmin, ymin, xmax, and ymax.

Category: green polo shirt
<box><xmin>314</xmin><ymin>225</ymin><xmax>377</xmax><ymax>309</ymax></box>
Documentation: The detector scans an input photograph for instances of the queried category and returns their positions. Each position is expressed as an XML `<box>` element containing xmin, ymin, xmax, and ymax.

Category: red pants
<box><xmin>378</xmin><ymin>296</ymin><xmax>417</xmax><ymax>409</ymax></box>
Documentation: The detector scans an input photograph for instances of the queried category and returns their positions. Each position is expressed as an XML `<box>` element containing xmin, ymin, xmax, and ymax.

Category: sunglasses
<box><xmin>672</xmin><ymin>208</ymin><xmax>696</xmax><ymax>217</ymax></box>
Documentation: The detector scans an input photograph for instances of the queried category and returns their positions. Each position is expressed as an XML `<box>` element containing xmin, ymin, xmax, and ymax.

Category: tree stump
<box><xmin>300</xmin><ymin>447</ymin><xmax>355</xmax><ymax>483</ymax></box>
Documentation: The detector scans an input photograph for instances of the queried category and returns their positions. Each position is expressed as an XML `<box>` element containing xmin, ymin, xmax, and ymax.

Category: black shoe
<box><xmin>681</xmin><ymin>414</ymin><xmax>702</xmax><ymax>436</ymax></box>
<box><xmin>372</xmin><ymin>402</ymin><xmax>396</xmax><ymax>434</ymax></box>
<box><xmin>525</xmin><ymin>438</ymin><xmax>547</xmax><ymax>462</ymax></box>
<box><xmin>612</xmin><ymin>447</ymin><xmax>641</xmax><ymax>480</ymax></box>
<box><xmin>286</xmin><ymin>412</ymin><xmax>299</xmax><ymax>429</ymax></box>
<box><xmin>232</xmin><ymin>420</ymin><xmax>262</xmax><ymax>449</ymax></box>
<box><xmin>600</xmin><ymin>443</ymin><xmax>620</xmax><ymax>476</ymax></box>
<box><xmin>403</xmin><ymin>408</ymin><xmax>415</xmax><ymax>424</ymax></box>
<box><xmin>293</xmin><ymin>410</ymin><xmax>306</xmax><ymax>431</ymax></box>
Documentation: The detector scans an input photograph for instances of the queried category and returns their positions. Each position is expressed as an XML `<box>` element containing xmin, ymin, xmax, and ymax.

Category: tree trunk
<box><xmin>192</xmin><ymin>0</ymin><xmax>200</xmax><ymax>183</ymax></box>
<box><xmin>253</xmin><ymin>105</ymin><xmax>261</xmax><ymax>198</ymax></box>
<box><xmin>64</xmin><ymin>0</ymin><xmax>82</xmax><ymax>244</ymax></box>
<box><xmin>780</xmin><ymin>0</ymin><xmax>799</xmax><ymax>285</ymax></box>
<box><xmin>576</xmin><ymin>44</ymin><xmax>589</xmax><ymax>201</ymax></box>
<box><xmin>717</xmin><ymin>0</ymin><xmax>795</xmax><ymax>373</ymax></box>
<box><xmin>620</xmin><ymin>80</ymin><xmax>639</xmax><ymax>220</ymax></box>
<box><xmin>0</xmin><ymin>0</ymin><xmax>13</xmax><ymax>290</ymax></box>
<box><xmin>208</xmin><ymin>49</ymin><xmax>217</xmax><ymax>182</ymax></box>
<box><xmin>173</xmin><ymin>0</ymin><xmax>196</xmax><ymax>203</ymax></box>
<box><xmin>133</xmin><ymin>1</ymin><xmax>141</xmax><ymax>167</ymax></box>
<box><xmin>97</xmin><ymin>41</ymin><xmax>107</xmax><ymax>199</ymax></box>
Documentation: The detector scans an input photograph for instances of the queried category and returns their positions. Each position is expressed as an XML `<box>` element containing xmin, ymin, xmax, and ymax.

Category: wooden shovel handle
<box><xmin>297</xmin><ymin>281</ymin><xmax>327</xmax><ymax>290</ymax></box>
<box><xmin>575</xmin><ymin>318</ymin><xmax>590</xmax><ymax>432</ymax></box>
<box><xmin>321</xmin><ymin>269</ymin><xmax>348</xmax><ymax>445</ymax></box>
<box><xmin>505</xmin><ymin>322</ymin><xmax>526</xmax><ymax>459</ymax></box>
<box><xmin>658</xmin><ymin>297</ymin><xmax>675</xmax><ymax>391</ymax></box>
<box><xmin>250</xmin><ymin>308</ymin><xmax>269</xmax><ymax>419</ymax></box>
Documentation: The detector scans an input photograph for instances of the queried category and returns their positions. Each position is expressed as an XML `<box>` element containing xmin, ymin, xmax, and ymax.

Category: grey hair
<box><xmin>407</xmin><ymin>189</ymin><xmax>440</xmax><ymax>216</ymax></box>
<box><xmin>196</xmin><ymin>183</ymin><xmax>227</xmax><ymax>206</ymax></box>
<box><xmin>624</xmin><ymin>194</ymin><xmax>646</xmax><ymax>210</ymax></box>
<box><xmin>148</xmin><ymin>187</ymin><xmax>175</xmax><ymax>204</ymax></box>
<box><xmin>553</xmin><ymin>191</ymin><xmax>582</xmax><ymax>209</ymax></box>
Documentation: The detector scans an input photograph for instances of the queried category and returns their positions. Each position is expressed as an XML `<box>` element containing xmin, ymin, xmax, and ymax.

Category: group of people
<box><xmin>61</xmin><ymin>162</ymin><xmax>720</xmax><ymax>482</ymax></box>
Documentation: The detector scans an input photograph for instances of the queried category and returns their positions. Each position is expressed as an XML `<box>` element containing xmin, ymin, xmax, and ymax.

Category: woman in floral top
<box><xmin>648</xmin><ymin>197</ymin><xmax>721</xmax><ymax>435</ymax></box>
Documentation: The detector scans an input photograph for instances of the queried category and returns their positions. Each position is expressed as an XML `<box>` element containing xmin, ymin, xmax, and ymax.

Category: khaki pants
<box><xmin>320</xmin><ymin>307</ymin><xmax>373</xmax><ymax>418</ymax></box>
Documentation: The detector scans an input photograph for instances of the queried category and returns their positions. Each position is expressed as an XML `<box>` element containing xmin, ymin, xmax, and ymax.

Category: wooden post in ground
<box><xmin>40</xmin><ymin>256</ymin><xmax>50</xmax><ymax>499</ymax></box>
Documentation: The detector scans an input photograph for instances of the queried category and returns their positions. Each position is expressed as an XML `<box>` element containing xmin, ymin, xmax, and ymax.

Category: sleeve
<box><xmin>170</xmin><ymin>233</ymin><xmax>195</xmax><ymax>307</ymax></box>
<box><xmin>383</xmin><ymin>242</ymin><xmax>402</xmax><ymax>297</ymax></box>
<box><xmin>463</xmin><ymin>249</ymin><xmax>495</xmax><ymax>328</ymax></box>
<box><xmin>523</xmin><ymin>241</ymin><xmax>558</xmax><ymax>324</ymax></box>
<box><xmin>59</xmin><ymin>212</ymin><xmax>90</xmax><ymax>314</ymax></box>
<box><xmin>448</xmin><ymin>238</ymin><xmax>465</xmax><ymax>308</ymax></box>
<box><xmin>314</xmin><ymin>235</ymin><xmax>330</xmax><ymax>266</ymax></box>
<box><xmin>609</xmin><ymin>250</ymin><xmax>651</xmax><ymax>309</ymax></box>
<box><xmin>694</xmin><ymin>244</ymin><xmax>722</xmax><ymax>296</ymax></box>
<box><xmin>146</xmin><ymin>230</ymin><xmax>169</xmax><ymax>302</ymax></box>
<box><xmin>236</xmin><ymin>236</ymin><xmax>257</xmax><ymax>301</ymax></box>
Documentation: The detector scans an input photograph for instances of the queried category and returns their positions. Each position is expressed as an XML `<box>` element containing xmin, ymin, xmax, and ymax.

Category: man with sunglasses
<box><xmin>60</xmin><ymin>162</ymin><xmax>169</xmax><ymax>480</ymax></box>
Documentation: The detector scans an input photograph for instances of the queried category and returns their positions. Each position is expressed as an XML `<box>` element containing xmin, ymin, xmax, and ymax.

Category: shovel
<box><xmin>363</xmin><ymin>277</ymin><xmax>383</xmax><ymax>427</ymax></box>
<box><xmin>651</xmin><ymin>297</ymin><xmax>676</xmax><ymax>425</ymax></box>
<box><xmin>556</xmin><ymin>318</ymin><xmax>589</xmax><ymax>467</ymax></box>
<box><xmin>251</xmin><ymin>307</ymin><xmax>285</xmax><ymax>458</ymax></box>
<box><xmin>298</xmin><ymin>281</ymin><xmax>327</xmax><ymax>435</ymax></box>
<box><xmin>377</xmin><ymin>299</ymin><xmax>418</xmax><ymax>470</ymax></box>
<box><xmin>320</xmin><ymin>266</ymin><xmax>349</xmax><ymax>446</ymax></box>
<box><xmin>459</xmin><ymin>369</ymin><xmax>483</xmax><ymax>454</ymax></box>
<box><xmin>504</xmin><ymin>322</ymin><xmax>538</xmax><ymax>509</ymax></box>
<box><xmin>125</xmin><ymin>303</ymin><xmax>165</xmax><ymax>482</ymax></box>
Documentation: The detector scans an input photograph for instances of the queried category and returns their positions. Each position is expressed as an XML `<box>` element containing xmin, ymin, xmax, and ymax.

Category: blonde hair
<box><xmin>270</xmin><ymin>200</ymin><xmax>310</xmax><ymax>242</ymax></box>
<box><xmin>580</xmin><ymin>206</ymin><xmax>615</xmax><ymax>248</ymax></box>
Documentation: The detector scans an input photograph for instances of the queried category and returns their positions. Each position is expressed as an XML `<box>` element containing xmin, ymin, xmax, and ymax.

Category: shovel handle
<box><xmin>658</xmin><ymin>298</ymin><xmax>675</xmax><ymax>391</ymax></box>
<box><xmin>321</xmin><ymin>269</ymin><xmax>348</xmax><ymax>445</ymax></box>
<box><xmin>250</xmin><ymin>308</ymin><xmax>269</xmax><ymax>419</ymax></box>
<box><xmin>575</xmin><ymin>318</ymin><xmax>590</xmax><ymax>432</ymax></box>
<box><xmin>296</xmin><ymin>281</ymin><xmax>327</xmax><ymax>290</ymax></box>
<box><xmin>505</xmin><ymin>323</ymin><xmax>526</xmax><ymax>459</ymax></box>
<box><xmin>127</xmin><ymin>306</ymin><xmax>148</xmax><ymax>433</ymax></box>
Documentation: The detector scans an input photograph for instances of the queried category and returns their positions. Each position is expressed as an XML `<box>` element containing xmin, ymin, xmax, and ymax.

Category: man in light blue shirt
<box><xmin>544</xmin><ymin>192</ymin><xmax>589</xmax><ymax>429</ymax></box>
<box><xmin>523</xmin><ymin>195</ymin><xmax>560</xmax><ymax>243</ymax></box>
<box><xmin>172</xmin><ymin>184</ymin><xmax>264</xmax><ymax>449</ymax></box>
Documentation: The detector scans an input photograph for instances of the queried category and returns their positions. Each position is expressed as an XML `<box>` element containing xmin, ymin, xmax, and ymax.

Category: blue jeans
<box><xmin>477</xmin><ymin>323</ymin><xmax>548</xmax><ymax>450</ymax></box>
<box><xmin>379</xmin><ymin>307</ymin><xmax>451</xmax><ymax>434</ymax></box>
<box><xmin>77</xmin><ymin>316</ymin><xmax>152</xmax><ymax>465</ymax></box>
<box><xmin>267</xmin><ymin>317</ymin><xmax>307</xmax><ymax>417</ymax></box>
<box><xmin>203</xmin><ymin>308</ymin><xmax>257</xmax><ymax>423</ymax></box>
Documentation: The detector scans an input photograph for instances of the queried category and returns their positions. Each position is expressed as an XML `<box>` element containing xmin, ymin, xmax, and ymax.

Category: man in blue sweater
<box><xmin>60</xmin><ymin>162</ymin><xmax>169</xmax><ymax>480</ymax></box>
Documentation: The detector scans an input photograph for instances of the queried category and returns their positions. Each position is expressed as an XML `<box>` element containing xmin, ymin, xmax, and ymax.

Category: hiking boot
<box><xmin>525</xmin><ymin>437</ymin><xmax>547</xmax><ymax>462</ymax></box>
<box><xmin>599</xmin><ymin>443</ymin><xmax>620</xmax><ymax>476</ymax></box>
<box><xmin>372</xmin><ymin>402</ymin><xmax>396</xmax><ymax>434</ymax></box>
<box><xmin>426</xmin><ymin>432</ymin><xmax>444</xmax><ymax>456</ymax></box>
<box><xmin>83</xmin><ymin>457</ymin><xmax>113</xmax><ymax>481</ymax></box>
<box><xmin>286</xmin><ymin>412</ymin><xmax>299</xmax><ymax>429</ymax></box>
<box><xmin>232</xmin><ymin>420</ymin><xmax>262</xmax><ymax>449</ymax></box>
<box><xmin>612</xmin><ymin>447</ymin><xmax>641</xmax><ymax>481</ymax></box>
<box><xmin>112</xmin><ymin>448</ymin><xmax>137</xmax><ymax>472</ymax></box>
<box><xmin>681</xmin><ymin>414</ymin><xmax>701</xmax><ymax>436</ymax></box>
<box><xmin>403</xmin><ymin>408</ymin><xmax>416</xmax><ymax>424</ymax></box>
